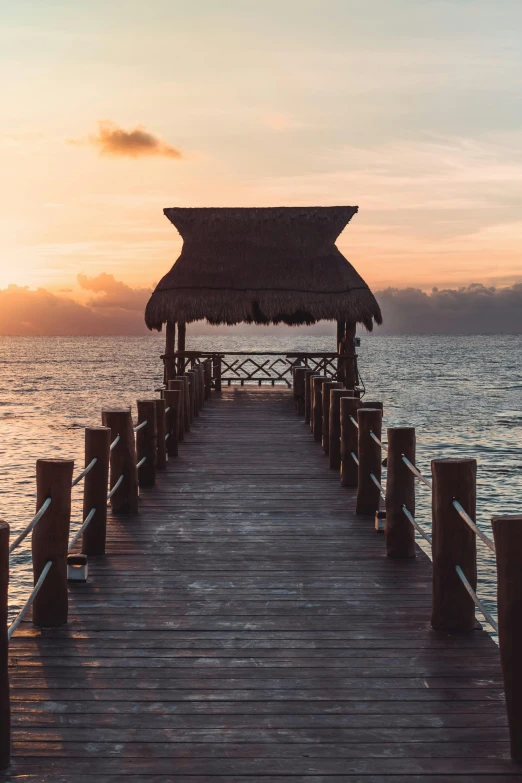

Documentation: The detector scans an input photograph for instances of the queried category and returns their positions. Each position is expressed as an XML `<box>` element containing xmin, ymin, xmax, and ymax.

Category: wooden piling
<box><xmin>491</xmin><ymin>514</ymin><xmax>522</xmax><ymax>761</ymax></box>
<box><xmin>0</xmin><ymin>521</ymin><xmax>9</xmax><ymax>771</ymax></box>
<box><xmin>177</xmin><ymin>322</ymin><xmax>186</xmax><ymax>375</ymax></box>
<box><xmin>192</xmin><ymin>369</ymin><xmax>201</xmax><ymax>417</ymax></box>
<box><xmin>164</xmin><ymin>390</ymin><xmax>181</xmax><ymax>458</ymax></box>
<box><xmin>81</xmin><ymin>427</ymin><xmax>110</xmax><ymax>557</ymax></box>
<box><xmin>165</xmin><ymin>320</ymin><xmax>176</xmax><ymax>354</ymax></box>
<box><xmin>355</xmin><ymin>408</ymin><xmax>382</xmax><ymax>515</ymax></box>
<box><xmin>187</xmin><ymin>371</ymin><xmax>197</xmax><ymax>421</ymax></box>
<box><xmin>155</xmin><ymin>399</ymin><xmax>167</xmax><ymax>470</ymax></box>
<box><xmin>303</xmin><ymin>369</ymin><xmax>315</xmax><ymax>424</ymax></box>
<box><xmin>213</xmin><ymin>355</ymin><xmax>222</xmax><ymax>394</ymax></box>
<box><xmin>164</xmin><ymin>320</ymin><xmax>176</xmax><ymax>384</ymax></box>
<box><xmin>198</xmin><ymin>364</ymin><xmax>205</xmax><ymax>409</ymax></box>
<box><xmin>360</xmin><ymin>400</ymin><xmax>383</xmax><ymax>411</ymax></box>
<box><xmin>291</xmin><ymin>364</ymin><xmax>304</xmax><ymax>400</ymax></box>
<box><xmin>32</xmin><ymin>459</ymin><xmax>74</xmax><ymax>626</ymax></box>
<box><xmin>204</xmin><ymin>359</ymin><xmax>212</xmax><ymax>400</ymax></box>
<box><xmin>308</xmin><ymin>373</ymin><xmax>319</xmax><ymax>430</ymax></box>
<box><xmin>431</xmin><ymin>458</ymin><xmax>477</xmax><ymax>631</ymax></box>
<box><xmin>168</xmin><ymin>379</ymin><xmax>185</xmax><ymax>439</ymax></box>
<box><xmin>312</xmin><ymin>376</ymin><xmax>328</xmax><ymax>442</ymax></box>
<box><xmin>136</xmin><ymin>400</ymin><xmax>157</xmax><ymax>488</ymax></box>
<box><xmin>181</xmin><ymin>376</ymin><xmax>191</xmax><ymax>431</ymax></box>
<box><xmin>321</xmin><ymin>381</ymin><xmax>342</xmax><ymax>455</ymax></box>
<box><xmin>385</xmin><ymin>427</ymin><xmax>416</xmax><ymax>559</ymax></box>
<box><xmin>329</xmin><ymin>389</ymin><xmax>354</xmax><ymax>470</ymax></box>
<box><xmin>340</xmin><ymin>396</ymin><xmax>360</xmax><ymax>487</ymax></box>
<box><xmin>343</xmin><ymin>322</ymin><xmax>358</xmax><ymax>390</ymax></box>
<box><xmin>102</xmin><ymin>409</ymin><xmax>139</xmax><ymax>514</ymax></box>
<box><xmin>197</xmin><ymin>364</ymin><xmax>204</xmax><ymax>410</ymax></box>
<box><xmin>293</xmin><ymin>367</ymin><xmax>308</xmax><ymax>415</ymax></box>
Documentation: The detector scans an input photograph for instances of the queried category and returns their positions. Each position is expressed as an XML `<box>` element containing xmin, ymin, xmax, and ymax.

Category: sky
<box><xmin>1</xmin><ymin>0</ymin><xmax>522</xmax><ymax>333</ymax></box>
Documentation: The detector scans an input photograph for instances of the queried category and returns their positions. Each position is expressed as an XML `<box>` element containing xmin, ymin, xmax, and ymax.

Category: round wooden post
<box><xmin>293</xmin><ymin>367</ymin><xmax>308</xmax><ymax>415</ymax></box>
<box><xmin>164</xmin><ymin>390</ymin><xmax>181</xmax><ymax>458</ymax></box>
<box><xmin>355</xmin><ymin>408</ymin><xmax>382</xmax><ymax>515</ymax></box>
<box><xmin>82</xmin><ymin>427</ymin><xmax>110</xmax><ymax>556</ymax></box>
<box><xmin>321</xmin><ymin>381</ymin><xmax>342</xmax><ymax>455</ymax></box>
<box><xmin>187</xmin><ymin>371</ymin><xmax>197</xmax><ymax>421</ymax></box>
<box><xmin>431</xmin><ymin>458</ymin><xmax>477</xmax><ymax>631</ymax></box>
<box><xmin>177</xmin><ymin>321</ymin><xmax>186</xmax><ymax>375</ymax></box>
<box><xmin>185</xmin><ymin>371</ymin><xmax>194</xmax><ymax>419</ymax></box>
<box><xmin>188</xmin><ymin>370</ymin><xmax>199</xmax><ymax>418</ymax></box>
<box><xmin>213</xmin><ymin>356</ymin><xmax>222</xmax><ymax>394</ymax></box>
<box><xmin>182</xmin><ymin>376</ymin><xmax>191</xmax><ymax>431</ymax></box>
<box><xmin>193</xmin><ymin>369</ymin><xmax>200</xmax><ymax>417</ymax></box>
<box><xmin>32</xmin><ymin>459</ymin><xmax>74</xmax><ymax>626</ymax></box>
<box><xmin>292</xmin><ymin>365</ymin><xmax>304</xmax><ymax>407</ymax></box>
<box><xmin>312</xmin><ymin>376</ymin><xmax>328</xmax><ymax>442</ymax></box>
<box><xmin>168</xmin><ymin>379</ymin><xmax>185</xmax><ymax>440</ymax></box>
<box><xmin>360</xmin><ymin>400</ymin><xmax>383</xmax><ymax>411</ymax></box>
<box><xmin>164</xmin><ymin>320</ymin><xmax>177</xmax><ymax>384</ymax></box>
<box><xmin>193</xmin><ymin>368</ymin><xmax>200</xmax><ymax>414</ymax></box>
<box><xmin>0</xmin><ymin>521</ymin><xmax>9</xmax><ymax>771</ymax></box>
<box><xmin>308</xmin><ymin>374</ymin><xmax>321</xmax><ymax>431</ymax></box>
<box><xmin>136</xmin><ymin>400</ymin><xmax>157</xmax><ymax>488</ymax></box>
<box><xmin>155</xmin><ymin>399</ymin><xmax>167</xmax><ymax>470</ymax></box>
<box><xmin>491</xmin><ymin>515</ymin><xmax>522</xmax><ymax>761</ymax></box>
<box><xmin>329</xmin><ymin>390</ymin><xmax>354</xmax><ymax>470</ymax></box>
<box><xmin>385</xmin><ymin>427</ymin><xmax>416</xmax><ymax>559</ymax></box>
<box><xmin>165</xmin><ymin>319</ymin><xmax>176</xmax><ymax>353</ymax></box>
<box><xmin>340</xmin><ymin>397</ymin><xmax>360</xmax><ymax>487</ymax></box>
<box><xmin>303</xmin><ymin>369</ymin><xmax>315</xmax><ymax>425</ymax></box>
<box><xmin>102</xmin><ymin>409</ymin><xmax>139</xmax><ymax>514</ymax></box>
<box><xmin>183</xmin><ymin>374</ymin><xmax>193</xmax><ymax>424</ymax></box>
<box><xmin>198</xmin><ymin>364</ymin><xmax>205</xmax><ymax>409</ymax></box>
<box><xmin>204</xmin><ymin>359</ymin><xmax>212</xmax><ymax>400</ymax></box>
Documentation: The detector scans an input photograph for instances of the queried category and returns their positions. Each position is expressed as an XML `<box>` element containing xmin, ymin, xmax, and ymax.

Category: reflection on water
<box><xmin>0</xmin><ymin>333</ymin><xmax>520</xmax><ymax>630</ymax></box>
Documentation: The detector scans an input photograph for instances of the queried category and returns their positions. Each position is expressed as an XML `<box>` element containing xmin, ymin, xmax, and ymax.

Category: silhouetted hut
<box><xmin>145</xmin><ymin>206</ymin><xmax>381</xmax><ymax>384</ymax></box>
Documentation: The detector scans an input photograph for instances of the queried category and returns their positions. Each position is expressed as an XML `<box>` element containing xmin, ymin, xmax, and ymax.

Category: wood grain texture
<box><xmin>6</xmin><ymin>388</ymin><xmax>514</xmax><ymax>780</ymax></box>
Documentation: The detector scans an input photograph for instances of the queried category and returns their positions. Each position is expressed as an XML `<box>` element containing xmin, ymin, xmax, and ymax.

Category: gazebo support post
<box><xmin>164</xmin><ymin>320</ymin><xmax>176</xmax><ymax>384</ymax></box>
<box><xmin>343</xmin><ymin>322</ymin><xmax>357</xmax><ymax>391</ymax></box>
<box><xmin>336</xmin><ymin>320</ymin><xmax>346</xmax><ymax>385</ymax></box>
<box><xmin>177</xmin><ymin>322</ymin><xmax>186</xmax><ymax>375</ymax></box>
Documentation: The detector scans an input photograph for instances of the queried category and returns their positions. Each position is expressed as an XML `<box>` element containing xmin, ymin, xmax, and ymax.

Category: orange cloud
<box><xmin>78</xmin><ymin>272</ymin><xmax>150</xmax><ymax>310</ymax></box>
<box><xmin>0</xmin><ymin>274</ymin><xmax>153</xmax><ymax>336</ymax></box>
<box><xmin>1</xmin><ymin>277</ymin><xmax>520</xmax><ymax>336</ymax></box>
<box><xmin>74</xmin><ymin>121</ymin><xmax>183</xmax><ymax>159</ymax></box>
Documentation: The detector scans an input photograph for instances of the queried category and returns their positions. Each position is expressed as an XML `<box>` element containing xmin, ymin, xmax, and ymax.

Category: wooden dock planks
<box><xmin>6</xmin><ymin>387</ymin><xmax>518</xmax><ymax>781</ymax></box>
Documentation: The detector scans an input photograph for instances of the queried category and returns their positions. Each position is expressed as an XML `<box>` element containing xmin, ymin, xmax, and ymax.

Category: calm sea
<box><xmin>1</xmin><ymin>334</ymin><xmax>520</xmax><ymax>631</ymax></box>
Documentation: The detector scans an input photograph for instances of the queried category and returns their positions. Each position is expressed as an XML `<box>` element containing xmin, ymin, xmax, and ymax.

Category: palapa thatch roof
<box><xmin>145</xmin><ymin>207</ymin><xmax>382</xmax><ymax>330</ymax></box>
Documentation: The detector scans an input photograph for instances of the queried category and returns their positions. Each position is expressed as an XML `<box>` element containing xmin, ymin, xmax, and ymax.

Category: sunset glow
<box><xmin>1</xmin><ymin>1</ymin><xmax>522</xmax><ymax>333</ymax></box>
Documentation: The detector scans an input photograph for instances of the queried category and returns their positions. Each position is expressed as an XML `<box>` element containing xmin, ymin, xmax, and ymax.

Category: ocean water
<box><xmin>0</xmin><ymin>333</ymin><xmax>520</xmax><ymax>632</ymax></box>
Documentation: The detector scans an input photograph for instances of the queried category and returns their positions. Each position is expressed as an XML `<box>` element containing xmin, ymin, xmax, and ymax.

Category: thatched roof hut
<box><xmin>145</xmin><ymin>207</ymin><xmax>382</xmax><ymax>332</ymax></box>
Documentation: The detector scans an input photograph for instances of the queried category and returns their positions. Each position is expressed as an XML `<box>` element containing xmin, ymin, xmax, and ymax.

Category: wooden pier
<box><xmin>4</xmin><ymin>387</ymin><xmax>518</xmax><ymax>781</ymax></box>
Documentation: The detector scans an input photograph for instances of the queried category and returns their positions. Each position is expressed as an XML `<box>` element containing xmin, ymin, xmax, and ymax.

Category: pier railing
<box><xmin>162</xmin><ymin>351</ymin><xmax>358</xmax><ymax>389</ymax></box>
<box><xmin>294</xmin><ymin>366</ymin><xmax>522</xmax><ymax>762</ymax></box>
<box><xmin>0</xmin><ymin>361</ymin><xmax>210</xmax><ymax>771</ymax></box>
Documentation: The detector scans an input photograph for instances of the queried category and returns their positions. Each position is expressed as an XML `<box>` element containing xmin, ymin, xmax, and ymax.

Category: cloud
<box><xmin>0</xmin><ymin>275</ymin><xmax>152</xmax><ymax>336</ymax></box>
<box><xmin>78</xmin><ymin>272</ymin><xmax>151</xmax><ymax>310</ymax></box>
<box><xmin>376</xmin><ymin>283</ymin><xmax>522</xmax><ymax>334</ymax></box>
<box><xmin>73</xmin><ymin>121</ymin><xmax>183</xmax><ymax>159</ymax></box>
<box><xmin>1</xmin><ymin>276</ymin><xmax>520</xmax><ymax>336</ymax></box>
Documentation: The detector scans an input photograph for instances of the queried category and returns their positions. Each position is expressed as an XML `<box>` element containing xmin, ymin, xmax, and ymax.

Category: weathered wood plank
<box><xmin>5</xmin><ymin>388</ymin><xmax>512</xmax><ymax>780</ymax></box>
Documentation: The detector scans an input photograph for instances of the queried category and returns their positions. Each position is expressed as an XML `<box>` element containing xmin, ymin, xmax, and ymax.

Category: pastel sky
<box><xmin>1</xmin><ymin>0</ymin><xmax>522</xmax><ymax>307</ymax></box>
